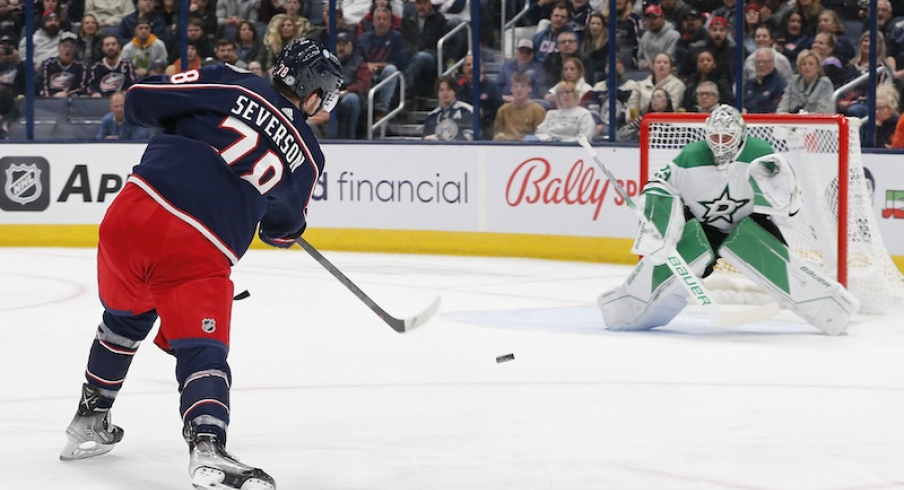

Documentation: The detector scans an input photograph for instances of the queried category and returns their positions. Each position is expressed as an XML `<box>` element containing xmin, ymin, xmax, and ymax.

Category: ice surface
<box><xmin>1</xmin><ymin>247</ymin><xmax>902</xmax><ymax>489</ymax></box>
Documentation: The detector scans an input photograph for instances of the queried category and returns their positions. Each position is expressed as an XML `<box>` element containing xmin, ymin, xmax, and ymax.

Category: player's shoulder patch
<box><xmin>672</xmin><ymin>140</ymin><xmax>714</xmax><ymax>169</ymax></box>
<box><xmin>736</xmin><ymin>137</ymin><xmax>775</xmax><ymax>163</ymax></box>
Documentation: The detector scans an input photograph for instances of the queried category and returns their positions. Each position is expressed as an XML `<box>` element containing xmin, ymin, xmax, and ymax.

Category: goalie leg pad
<box><xmin>600</xmin><ymin>219</ymin><xmax>714</xmax><ymax>330</ymax></box>
<box><xmin>719</xmin><ymin>218</ymin><xmax>860</xmax><ymax>336</ymax></box>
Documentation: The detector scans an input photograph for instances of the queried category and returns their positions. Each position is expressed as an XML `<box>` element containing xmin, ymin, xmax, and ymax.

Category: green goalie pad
<box><xmin>719</xmin><ymin>218</ymin><xmax>860</xmax><ymax>335</ymax></box>
<box><xmin>599</xmin><ymin>219</ymin><xmax>714</xmax><ymax>330</ymax></box>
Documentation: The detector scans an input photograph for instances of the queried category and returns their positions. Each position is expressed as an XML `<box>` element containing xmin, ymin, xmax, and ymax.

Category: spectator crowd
<box><xmin>0</xmin><ymin>0</ymin><xmax>902</xmax><ymax>146</ymax></box>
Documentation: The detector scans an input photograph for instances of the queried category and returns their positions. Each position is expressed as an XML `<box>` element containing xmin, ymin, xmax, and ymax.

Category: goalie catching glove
<box><xmin>631</xmin><ymin>185</ymin><xmax>686</xmax><ymax>266</ymax></box>
<box><xmin>747</xmin><ymin>153</ymin><xmax>802</xmax><ymax>218</ymax></box>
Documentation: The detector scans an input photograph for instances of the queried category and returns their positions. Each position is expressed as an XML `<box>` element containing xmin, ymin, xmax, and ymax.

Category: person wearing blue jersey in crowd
<box><xmin>422</xmin><ymin>74</ymin><xmax>473</xmax><ymax>141</ymax></box>
<box><xmin>60</xmin><ymin>37</ymin><xmax>343</xmax><ymax>490</ymax></box>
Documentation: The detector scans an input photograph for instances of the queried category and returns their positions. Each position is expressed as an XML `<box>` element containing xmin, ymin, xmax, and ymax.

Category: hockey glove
<box><xmin>630</xmin><ymin>187</ymin><xmax>685</xmax><ymax>266</ymax></box>
<box><xmin>747</xmin><ymin>153</ymin><xmax>802</xmax><ymax>218</ymax></box>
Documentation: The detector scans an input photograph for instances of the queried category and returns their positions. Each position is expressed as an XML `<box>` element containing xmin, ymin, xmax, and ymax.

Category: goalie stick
<box><xmin>576</xmin><ymin>136</ymin><xmax>779</xmax><ymax>328</ymax></box>
<box><xmin>295</xmin><ymin>237</ymin><xmax>441</xmax><ymax>333</ymax></box>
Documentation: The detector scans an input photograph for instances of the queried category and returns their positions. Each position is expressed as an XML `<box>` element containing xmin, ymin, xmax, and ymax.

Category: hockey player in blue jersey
<box><xmin>59</xmin><ymin>38</ymin><xmax>343</xmax><ymax>490</ymax></box>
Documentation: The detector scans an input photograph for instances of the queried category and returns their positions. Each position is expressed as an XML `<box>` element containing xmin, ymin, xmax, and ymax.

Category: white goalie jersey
<box><xmin>646</xmin><ymin>136</ymin><xmax>790</xmax><ymax>234</ymax></box>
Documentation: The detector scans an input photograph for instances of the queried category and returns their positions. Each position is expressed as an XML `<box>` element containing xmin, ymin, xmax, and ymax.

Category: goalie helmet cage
<box><xmin>639</xmin><ymin>112</ymin><xmax>904</xmax><ymax>315</ymax></box>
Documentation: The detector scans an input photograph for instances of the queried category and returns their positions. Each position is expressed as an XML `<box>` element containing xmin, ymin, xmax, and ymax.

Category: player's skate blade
<box><xmin>189</xmin><ymin>434</ymin><xmax>275</xmax><ymax>490</ymax></box>
<box><xmin>60</xmin><ymin>384</ymin><xmax>124</xmax><ymax>461</ymax></box>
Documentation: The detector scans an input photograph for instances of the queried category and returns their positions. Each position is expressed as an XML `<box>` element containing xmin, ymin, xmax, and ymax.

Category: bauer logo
<box><xmin>0</xmin><ymin>157</ymin><xmax>50</xmax><ymax>211</ymax></box>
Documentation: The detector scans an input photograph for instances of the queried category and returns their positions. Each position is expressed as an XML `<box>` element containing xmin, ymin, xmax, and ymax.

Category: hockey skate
<box><xmin>186</xmin><ymin>424</ymin><xmax>276</xmax><ymax>490</ymax></box>
<box><xmin>60</xmin><ymin>383</ymin><xmax>124</xmax><ymax>461</ymax></box>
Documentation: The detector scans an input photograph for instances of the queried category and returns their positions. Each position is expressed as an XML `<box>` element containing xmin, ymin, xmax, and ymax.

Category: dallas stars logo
<box><xmin>699</xmin><ymin>185</ymin><xmax>749</xmax><ymax>224</ymax></box>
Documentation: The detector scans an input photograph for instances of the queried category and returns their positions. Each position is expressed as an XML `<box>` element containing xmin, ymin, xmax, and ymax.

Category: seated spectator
<box><xmin>532</xmin><ymin>4</ymin><xmax>574</xmax><ymax>63</ymax></box>
<box><xmin>84</xmin><ymin>0</ymin><xmax>131</xmax><ymax>27</ymax></box>
<box><xmin>743</xmin><ymin>47</ymin><xmax>787</xmax><ymax>113</ymax></box>
<box><xmin>605</xmin><ymin>0</ymin><xmax>641</xmax><ymax>69</ymax></box>
<box><xmin>87</xmin><ymin>35</ymin><xmax>138</xmax><ymax>97</ymax></box>
<box><xmin>777</xmin><ymin>49</ymin><xmax>834</xmax><ymax>114</ymax></box>
<box><xmin>457</xmin><ymin>54</ymin><xmax>502</xmax><ymax>140</ymax></box>
<box><xmin>496</xmin><ymin>39</ymin><xmax>546</xmax><ymax>101</ymax></box>
<box><xmin>37</xmin><ymin>32</ymin><xmax>86</xmax><ymax>97</ymax></box>
<box><xmin>775</xmin><ymin>11</ymin><xmax>811</xmax><ymax>67</ymax></box>
<box><xmin>356</xmin><ymin>6</ymin><xmax>407</xmax><ymax>119</ymax></box>
<box><xmin>689</xmin><ymin>81</ymin><xmax>721</xmax><ymax>113</ymax></box>
<box><xmin>263</xmin><ymin>14</ymin><xmax>300</xmax><ymax>68</ymax></box>
<box><xmin>629</xmin><ymin>52</ymin><xmax>685</xmax><ymax>120</ymax></box>
<box><xmin>660</xmin><ymin>0</ymin><xmax>691</xmax><ymax>30</ymax></box>
<box><xmin>741</xmin><ymin>3</ymin><xmax>762</xmax><ymax>55</ymax></box>
<box><xmin>118</xmin><ymin>0</ymin><xmax>172</xmax><ymax>50</ymax></box>
<box><xmin>423</xmin><ymin>75</ymin><xmax>474</xmax><ymax>141</ymax></box>
<box><xmin>871</xmin><ymin>84</ymin><xmax>899</xmax><ymax>148</ymax></box>
<box><xmin>305</xmin><ymin>32</ymin><xmax>371</xmax><ymax>139</ymax></box>
<box><xmin>401</xmin><ymin>0</ymin><xmax>446</xmax><ymax>98</ymax></box>
<box><xmin>97</xmin><ymin>91</ymin><xmax>149</xmax><ymax>140</ymax></box>
<box><xmin>0</xmin><ymin>34</ymin><xmax>26</xmax><ymax>135</ymax></box>
<box><xmin>638</xmin><ymin>5</ymin><xmax>679</xmax><ymax>71</ymax></box>
<box><xmin>684</xmin><ymin>48</ymin><xmax>733</xmax><ymax>109</ymax></box>
<box><xmin>121</xmin><ymin>17</ymin><xmax>169</xmax><ymax>78</ymax></box>
<box><xmin>246</xmin><ymin>59</ymin><xmax>264</xmax><ymax>76</ymax></box>
<box><xmin>76</xmin><ymin>13</ymin><xmax>103</xmax><ymax>66</ymax></box>
<box><xmin>341</xmin><ymin>0</ymin><xmax>403</xmax><ymax>25</ymax></box>
<box><xmin>541</xmin><ymin>30</ymin><xmax>588</xmax><ymax>94</ymax></box>
<box><xmin>530</xmin><ymin>81</ymin><xmax>596</xmax><ymax>142</ymax></box>
<box><xmin>589</xmin><ymin>57</ymin><xmax>638</xmax><ymax>136</ymax></box>
<box><xmin>839</xmin><ymin>31</ymin><xmax>892</xmax><ymax>118</ymax></box>
<box><xmin>581</xmin><ymin>12</ymin><xmax>608</xmax><ymax>85</ymax></box>
<box><xmin>311</xmin><ymin>3</ymin><xmax>357</xmax><ymax>48</ymax></box>
<box><xmin>148</xmin><ymin>58</ymin><xmax>167</xmax><ymax>76</ymax></box>
<box><xmin>171</xmin><ymin>18</ymin><xmax>216</xmax><ymax>63</ymax></box>
<box><xmin>568</xmin><ymin>0</ymin><xmax>593</xmax><ymax>41</ymax></box>
<box><xmin>166</xmin><ymin>42</ymin><xmax>202</xmax><ymax>74</ymax></box>
<box><xmin>815</xmin><ymin>9</ymin><xmax>854</xmax><ymax>66</ymax></box>
<box><xmin>39</xmin><ymin>0</ymin><xmax>71</xmax><ymax>31</ymax></box>
<box><xmin>214</xmin><ymin>38</ymin><xmax>246</xmax><ymax>68</ymax></box>
<box><xmin>234</xmin><ymin>21</ymin><xmax>266</xmax><ymax>68</ymax></box>
<box><xmin>188</xmin><ymin>0</ymin><xmax>219</xmax><ymax>42</ymax></box>
<box><xmin>358</xmin><ymin>0</ymin><xmax>401</xmax><ymax>37</ymax></box>
<box><xmin>810</xmin><ymin>31</ymin><xmax>854</xmax><ymax>88</ymax></box>
<box><xmin>710</xmin><ymin>0</ymin><xmax>739</xmax><ymax>36</ymax></box>
<box><xmin>743</xmin><ymin>24</ymin><xmax>792</xmax><ymax>82</ymax></box>
<box><xmin>493</xmin><ymin>72</ymin><xmax>547</xmax><ymax>141</ymax></box>
<box><xmin>617</xmin><ymin>87</ymin><xmax>676</xmax><ymax>142</ymax></box>
<box><xmin>19</xmin><ymin>12</ymin><xmax>64</xmax><ymax>69</ymax></box>
<box><xmin>545</xmin><ymin>56</ymin><xmax>592</xmax><ymax>108</ymax></box>
<box><xmin>684</xmin><ymin>16</ymin><xmax>736</xmax><ymax>84</ymax></box>
<box><xmin>0</xmin><ymin>0</ymin><xmax>23</xmax><ymax>42</ymax></box>
<box><xmin>216</xmin><ymin>0</ymin><xmax>259</xmax><ymax>41</ymax></box>
<box><xmin>759</xmin><ymin>0</ymin><xmax>790</xmax><ymax>33</ymax></box>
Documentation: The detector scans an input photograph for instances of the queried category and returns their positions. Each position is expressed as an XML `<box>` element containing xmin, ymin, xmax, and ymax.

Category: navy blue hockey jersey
<box><xmin>124</xmin><ymin>63</ymin><xmax>324</xmax><ymax>264</ymax></box>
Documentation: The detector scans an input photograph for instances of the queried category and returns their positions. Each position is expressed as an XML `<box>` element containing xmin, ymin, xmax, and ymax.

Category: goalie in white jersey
<box><xmin>599</xmin><ymin>105</ymin><xmax>859</xmax><ymax>335</ymax></box>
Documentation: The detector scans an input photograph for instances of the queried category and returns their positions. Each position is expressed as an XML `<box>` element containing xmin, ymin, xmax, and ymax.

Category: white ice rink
<box><xmin>1</xmin><ymin>247</ymin><xmax>903</xmax><ymax>489</ymax></box>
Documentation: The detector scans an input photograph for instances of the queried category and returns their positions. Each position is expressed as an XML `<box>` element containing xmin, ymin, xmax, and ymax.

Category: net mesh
<box><xmin>643</xmin><ymin>115</ymin><xmax>904</xmax><ymax>314</ymax></box>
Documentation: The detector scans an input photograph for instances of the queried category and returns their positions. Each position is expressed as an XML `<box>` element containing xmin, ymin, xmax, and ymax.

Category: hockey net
<box><xmin>640</xmin><ymin>113</ymin><xmax>904</xmax><ymax>315</ymax></box>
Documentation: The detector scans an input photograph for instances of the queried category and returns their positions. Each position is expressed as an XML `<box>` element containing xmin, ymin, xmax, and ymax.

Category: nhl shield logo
<box><xmin>0</xmin><ymin>157</ymin><xmax>50</xmax><ymax>211</ymax></box>
<box><xmin>5</xmin><ymin>164</ymin><xmax>42</xmax><ymax>205</ymax></box>
<box><xmin>201</xmin><ymin>318</ymin><xmax>216</xmax><ymax>334</ymax></box>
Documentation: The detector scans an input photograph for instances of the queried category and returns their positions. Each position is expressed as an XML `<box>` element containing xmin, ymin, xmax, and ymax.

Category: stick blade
<box><xmin>393</xmin><ymin>295</ymin><xmax>442</xmax><ymax>333</ymax></box>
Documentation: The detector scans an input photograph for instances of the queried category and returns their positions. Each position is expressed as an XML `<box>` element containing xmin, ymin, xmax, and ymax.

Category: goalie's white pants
<box><xmin>600</xmin><ymin>220</ymin><xmax>714</xmax><ymax>331</ymax></box>
<box><xmin>719</xmin><ymin>218</ymin><xmax>860</xmax><ymax>336</ymax></box>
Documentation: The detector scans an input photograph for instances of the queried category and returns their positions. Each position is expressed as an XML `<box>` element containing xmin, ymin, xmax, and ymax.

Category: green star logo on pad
<box><xmin>699</xmin><ymin>185</ymin><xmax>749</xmax><ymax>225</ymax></box>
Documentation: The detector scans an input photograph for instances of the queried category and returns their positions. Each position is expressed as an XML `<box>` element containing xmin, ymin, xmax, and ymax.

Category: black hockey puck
<box><xmin>233</xmin><ymin>290</ymin><xmax>251</xmax><ymax>301</ymax></box>
<box><xmin>496</xmin><ymin>353</ymin><xmax>515</xmax><ymax>364</ymax></box>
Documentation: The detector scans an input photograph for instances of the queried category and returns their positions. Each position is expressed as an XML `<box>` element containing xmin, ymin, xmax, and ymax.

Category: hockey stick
<box><xmin>295</xmin><ymin>237</ymin><xmax>441</xmax><ymax>333</ymax></box>
<box><xmin>576</xmin><ymin>136</ymin><xmax>779</xmax><ymax>328</ymax></box>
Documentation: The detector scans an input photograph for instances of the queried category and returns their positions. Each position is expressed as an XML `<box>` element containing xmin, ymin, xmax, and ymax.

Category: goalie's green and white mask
<box><xmin>705</xmin><ymin>104</ymin><xmax>747</xmax><ymax>169</ymax></box>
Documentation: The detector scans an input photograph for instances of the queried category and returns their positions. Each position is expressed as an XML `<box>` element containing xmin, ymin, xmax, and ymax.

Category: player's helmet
<box><xmin>704</xmin><ymin>104</ymin><xmax>747</xmax><ymax>168</ymax></box>
<box><xmin>271</xmin><ymin>38</ymin><xmax>343</xmax><ymax>113</ymax></box>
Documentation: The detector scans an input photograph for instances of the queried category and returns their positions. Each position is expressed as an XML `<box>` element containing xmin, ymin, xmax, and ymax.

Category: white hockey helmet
<box><xmin>704</xmin><ymin>104</ymin><xmax>747</xmax><ymax>168</ymax></box>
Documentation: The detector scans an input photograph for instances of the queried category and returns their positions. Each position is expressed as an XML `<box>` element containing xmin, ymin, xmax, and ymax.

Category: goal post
<box><xmin>639</xmin><ymin>112</ymin><xmax>904</xmax><ymax>314</ymax></box>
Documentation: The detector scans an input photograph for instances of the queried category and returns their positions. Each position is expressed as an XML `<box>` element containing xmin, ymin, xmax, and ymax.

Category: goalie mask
<box><xmin>272</xmin><ymin>38</ymin><xmax>343</xmax><ymax>115</ymax></box>
<box><xmin>704</xmin><ymin>104</ymin><xmax>747</xmax><ymax>168</ymax></box>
